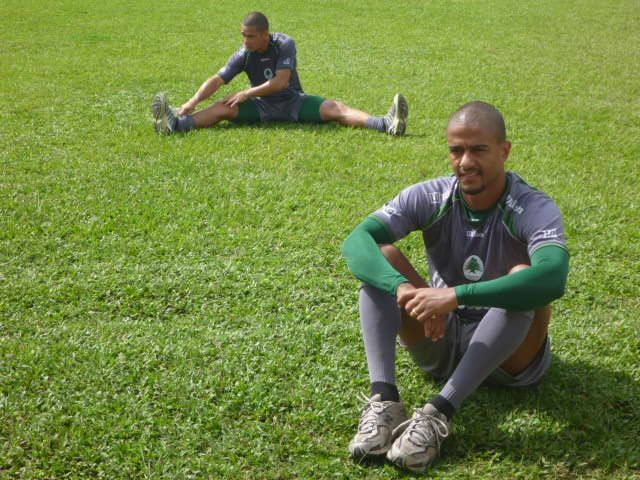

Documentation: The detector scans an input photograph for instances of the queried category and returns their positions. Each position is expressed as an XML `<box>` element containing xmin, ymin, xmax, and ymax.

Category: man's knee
<box><xmin>213</xmin><ymin>101</ymin><xmax>238</xmax><ymax>120</ymax></box>
<box><xmin>379</xmin><ymin>243</ymin><xmax>401</xmax><ymax>262</ymax></box>
<box><xmin>509</xmin><ymin>263</ymin><xmax>529</xmax><ymax>274</ymax></box>
<box><xmin>319</xmin><ymin>99</ymin><xmax>345</xmax><ymax>121</ymax></box>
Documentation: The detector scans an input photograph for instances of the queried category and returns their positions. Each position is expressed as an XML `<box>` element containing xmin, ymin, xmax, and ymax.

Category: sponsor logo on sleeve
<box><xmin>283</xmin><ymin>57</ymin><xmax>291</xmax><ymax>65</ymax></box>
<box><xmin>428</xmin><ymin>192</ymin><xmax>441</xmax><ymax>204</ymax></box>
<box><xmin>541</xmin><ymin>228</ymin><xmax>558</xmax><ymax>239</ymax></box>
<box><xmin>506</xmin><ymin>195</ymin><xmax>524</xmax><ymax>214</ymax></box>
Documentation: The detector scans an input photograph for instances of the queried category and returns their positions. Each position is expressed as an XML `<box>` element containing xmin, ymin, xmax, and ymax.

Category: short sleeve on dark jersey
<box><xmin>275</xmin><ymin>36</ymin><xmax>296</xmax><ymax>71</ymax></box>
<box><xmin>218</xmin><ymin>48</ymin><xmax>246</xmax><ymax>83</ymax></box>
<box><xmin>371</xmin><ymin>178</ymin><xmax>454</xmax><ymax>241</ymax></box>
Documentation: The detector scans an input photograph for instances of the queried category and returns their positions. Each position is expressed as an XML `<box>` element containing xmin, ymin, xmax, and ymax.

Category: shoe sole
<box><xmin>386</xmin><ymin>448</ymin><xmax>428</xmax><ymax>473</ymax></box>
<box><xmin>349</xmin><ymin>444</ymin><xmax>390</xmax><ymax>459</ymax></box>
<box><xmin>388</xmin><ymin>94</ymin><xmax>408</xmax><ymax>136</ymax></box>
<box><xmin>152</xmin><ymin>93</ymin><xmax>170</xmax><ymax>135</ymax></box>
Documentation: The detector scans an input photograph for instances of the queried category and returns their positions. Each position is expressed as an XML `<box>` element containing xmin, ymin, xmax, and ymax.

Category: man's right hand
<box><xmin>397</xmin><ymin>282</ymin><xmax>448</xmax><ymax>342</ymax></box>
<box><xmin>396</xmin><ymin>282</ymin><xmax>417</xmax><ymax>303</ymax></box>
<box><xmin>178</xmin><ymin>101</ymin><xmax>197</xmax><ymax>116</ymax></box>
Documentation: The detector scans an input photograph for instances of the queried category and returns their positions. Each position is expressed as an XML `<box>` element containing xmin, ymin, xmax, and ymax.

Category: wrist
<box><xmin>395</xmin><ymin>281</ymin><xmax>413</xmax><ymax>297</ymax></box>
<box><xmin>448</xmin><ymin>287</ymin><xmax>460</xmax><ymax>309</ymax></box>
<box><xmin>453</xmin><ymin>284</ymin><xmax>467</xmax><ymax>305</ymax></box>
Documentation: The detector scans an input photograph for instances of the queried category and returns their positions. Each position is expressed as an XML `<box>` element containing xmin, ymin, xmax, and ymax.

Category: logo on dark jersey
<box><xmin>463</xmin><ymin>255</ymin><xmax>484</xmax><ymax>281</ymax></box>
<box><xmin>382</xmin><ymin>204</ymin><xmax>398</xmax><ymax>216</ymax></box>
<box><xmin>428</xmin><ymin>192</ymin><xmax>441</xmax><ymax>204</ymax></box>
<box><xmin>264</xmin><ymin>68</ymin><xmax>274</xmax><ymax>79</ymax></box>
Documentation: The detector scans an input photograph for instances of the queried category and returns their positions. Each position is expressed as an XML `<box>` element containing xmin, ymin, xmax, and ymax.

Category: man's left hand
<box><xmin>401</xmin><ymin>287</ymin><xmax>459</xmax><ymax>322</ymax></box>
<box><xmin>222</xmin><ymin>90</ymin><xmax>250</xmax><ymax>108</ymax></box>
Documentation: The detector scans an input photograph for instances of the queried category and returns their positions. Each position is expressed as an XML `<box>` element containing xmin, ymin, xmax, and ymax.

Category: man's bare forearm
<box><xmin>180</xmin><ymin>75</ymin><xmax>225</xmax><ymax>114</ymax></box>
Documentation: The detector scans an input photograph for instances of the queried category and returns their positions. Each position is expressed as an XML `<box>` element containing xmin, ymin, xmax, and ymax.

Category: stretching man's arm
<box><xmin>222</xmin><ymin>69</ymin><xmax>291</xmax><ymax>108</ymax></box>
<box><xmin>179</xmin><ymin>75</ymin><xmax>227</xmax><ymax>115</ymax></box>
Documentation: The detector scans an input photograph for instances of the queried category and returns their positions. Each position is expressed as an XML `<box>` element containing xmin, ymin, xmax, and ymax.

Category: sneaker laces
<box><xmin>395</xmin><ymin>408</ymin><xmax>450</xmax><ymax>454</ymax></box>
<box><xmin>356</xmin><ymin>393</ymin><xmax>390</xmax><ymax>434</ymax></box>
<box><xmin>384</xmin><ymin>102</ymin><xmax>396</xmax><ymax>128</ymax></box>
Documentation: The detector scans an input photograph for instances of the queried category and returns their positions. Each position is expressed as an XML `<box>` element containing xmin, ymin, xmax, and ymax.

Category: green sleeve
<box><xmin>454</xmin><ymin>245</ymin><xmax>569</xmax><ymax>310</ymax></box>
<box><xmin>341</xmin><ymin>216</ymin><xmax>409</xmax><ymax>296</ymax></box>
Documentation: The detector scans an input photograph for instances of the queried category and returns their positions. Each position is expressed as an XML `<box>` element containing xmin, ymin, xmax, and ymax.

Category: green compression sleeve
<box><xmin>455</xmin><ymin>245</ymin><xmax>569</xmax><ymax>311</ymax></box>
<box><xmin>341</xmin><ymin>216</ymin><xmax>409</xmax><ymax>295</ymax></box>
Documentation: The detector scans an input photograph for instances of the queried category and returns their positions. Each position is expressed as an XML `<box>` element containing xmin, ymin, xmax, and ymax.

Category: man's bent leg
<box><xmin>376</xmin><ymin>244</ymin><xmax>456</xmax><ymax>382</ymax></box>
<box><xmin>351</xmin><ymin>245</ymin><xmax>421</xmax><ymax>459</ymax></box>
<box><xmin>359</xmin><ymin>285</ymin><xmax>402</xmax><ymax>391</ymax></box>
<box><xmin>359</xmin><ymin>245</ymin><xmax>451</xmax><ymax>469</ymax></box>
<box><xmin>358</xmin><ymin>244</ymin><xmax>429</xmax><ymax>400</ymax></box>
<box><xmin>437</xmin><ymin>263</ymin><xmax>552</xmax><ymax>410</ymax></box>
<box><xmin>387</xmin><ymin>306</ymin><xmax>533</xmax><ymax>473</ymax></box>
<box><xmin>501</xmin><ymin>265</ymin><xmax>551</xmax><ymax>375</ymax></box>
<box><xmin>438</xmin><ymin>308</ymin><xmax>534</xmax><ymax>410</ymax></box>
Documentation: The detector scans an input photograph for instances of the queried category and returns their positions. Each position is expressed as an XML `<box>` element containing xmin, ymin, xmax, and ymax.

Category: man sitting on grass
<box><xmin>342</xmin><ymin>101</ymin><xmax>569</xmax><ymax>473</ymax></box>
<box><xmin>152</xmin><ymin>11</ymin><xmax>408</xmax><ymax>136</ymax></box>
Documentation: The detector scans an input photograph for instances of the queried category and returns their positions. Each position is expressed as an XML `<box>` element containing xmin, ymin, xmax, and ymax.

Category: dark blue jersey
<box><xmin>218</xmin><ymin>32</ymin><xmax>304</xmax><ymax>103</ymax></box>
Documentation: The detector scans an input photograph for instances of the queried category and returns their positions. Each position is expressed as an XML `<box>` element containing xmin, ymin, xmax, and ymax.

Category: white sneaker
<box><xmin>152</xmin><ymin>92</ymin><xmax>177</xmax><ymax>135</ymax></box>
<box><xmin>384</xmin><ymin>93</ymin><xmax>409</xmax><ymax>135</ymax></box>
<box><xmin>386</xmin><ymin>403</ymin><xmax>451</xmax><ymax>473</ymax></box>
<box><xmin>348</xmin><ymin>393</ymin><xmax>408</xmax><ymax>459</ymax></box>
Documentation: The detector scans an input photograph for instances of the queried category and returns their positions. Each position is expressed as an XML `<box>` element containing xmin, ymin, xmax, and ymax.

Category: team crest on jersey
<box><xmin>463</xmin><ymin>255</ymin><xmax>484</xmax><ymax>281</ymax></box>
<box><xmin>264</xmin><ymin>68</ymin><xmax>274</xmax><ymax>79</ymax></box>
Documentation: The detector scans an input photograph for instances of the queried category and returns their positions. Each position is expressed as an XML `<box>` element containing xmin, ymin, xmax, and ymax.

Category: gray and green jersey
<box><xmin>218</xmin><ymin>32</ymin><xmax>303</xmax><ymax>103</ymax></box>
<box><xmin>343</xmin><ymin>171</ymin><xmax>569</xmax><ymax>315</ymax></box>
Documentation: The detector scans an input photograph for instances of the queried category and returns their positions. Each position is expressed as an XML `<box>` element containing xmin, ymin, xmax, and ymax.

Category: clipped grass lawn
<box><xmin>1</xmin><ymin>0</ymin><xmax>639</xmax><ymax>478</ymax></box>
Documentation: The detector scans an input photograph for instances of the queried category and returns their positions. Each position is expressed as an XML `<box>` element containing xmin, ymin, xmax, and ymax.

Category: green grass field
<box><xmin>2</xmin><ymin>0</ymin><xmax>639</xmax><ymax>478</ymax></box>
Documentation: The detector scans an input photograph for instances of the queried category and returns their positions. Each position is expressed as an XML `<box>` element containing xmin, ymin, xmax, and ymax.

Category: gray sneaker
<box><xmin>384</xmin><ymin>93</ymin><xmax>409</xmax><ymax>135</ymax></box>
<box><xmin>348</xmin><ymin>393</ymin><xmax>408</xmax><ymax>459</ymax></box>
<box><xmin>152</xmin><ymin>92</ymin><xmax>177</xmax><ymax>135</ymax></box>
<box><xmin>386</xmin><ymin>403</ymin><xmax>451</xmax><ymax>473</ymax></box>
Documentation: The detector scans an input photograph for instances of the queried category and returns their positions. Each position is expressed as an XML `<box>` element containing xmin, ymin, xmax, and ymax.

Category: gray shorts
<box><xmin>406</xmin><ymin>310</ymin><xmax>552</xmax><ymax>387</ymax></box>
<box><xmin>252</xmin><ymin>94</ymin><xmax>308</xmax><ymax>122</ymax></box>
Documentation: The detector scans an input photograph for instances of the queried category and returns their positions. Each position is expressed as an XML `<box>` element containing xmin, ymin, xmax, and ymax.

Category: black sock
<box><xmin>428</xmin><ymin>394</ymin><xmax>456</xmax><ymax>420</ymax></box>
<box><xmin>371</xmin><ymin>381</ymin><xmax>400</xmax><ymax>402</ymax></box>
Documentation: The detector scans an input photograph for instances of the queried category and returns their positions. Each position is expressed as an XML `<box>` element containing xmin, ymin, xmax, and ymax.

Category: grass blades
<box><xmin>1</xmin><ymin>0</ymin><xmax>639</xmax><ymax>478</ymax></box>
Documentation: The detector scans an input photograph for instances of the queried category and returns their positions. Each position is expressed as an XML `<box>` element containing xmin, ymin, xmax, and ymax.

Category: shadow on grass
<box><xmin>440</xmin><ymin>356</ymin><xmax>640</xmax><ymax>475</ymax></box>
<box><xmin>348</xmin><ymin>356</ymin><xmax>639</xmax><ymax>476</ymax></box>
<box><xmin>205</xmin><ymin>121</ymin><xmax>425</xmax><ymax>137</ymax></box>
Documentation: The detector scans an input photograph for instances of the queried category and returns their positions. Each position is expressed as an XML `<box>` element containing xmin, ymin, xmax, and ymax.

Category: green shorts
<box><xmin>234</xmin><ymin>94</ymin><xmax>325</xmax><ymax>123</ymax></box>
